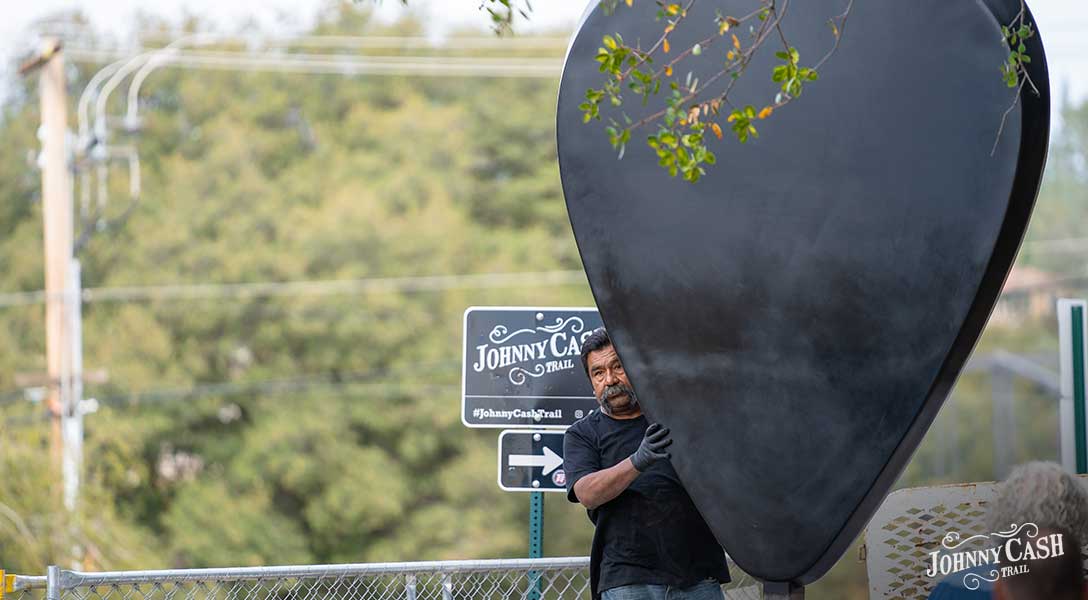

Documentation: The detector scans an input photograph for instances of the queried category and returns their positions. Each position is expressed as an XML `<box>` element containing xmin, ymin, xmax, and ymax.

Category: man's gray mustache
<box><xmin>603</xmin><ymin>384</ymin><xmax>635</xmax><ymax>401</ymax></box>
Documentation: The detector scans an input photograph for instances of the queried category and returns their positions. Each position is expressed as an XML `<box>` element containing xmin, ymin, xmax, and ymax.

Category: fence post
<box><xmin>46</xmin><ymin>566</ymin><xmax>59</xmax><ymax>600</ymax></box>
<box><xmin>405</xmin><ymin>574</ymin><xmax>417</xmax><ymax>600</ymax></box>
<box><xmin>1058</xmin><ymin>299</ymin><xmax>1088</xmax><ymax>473</ymax></box>
<box><xmin>441</xmin><ymin>573</ymin><xmax>452</xmax><ymax>600</ymax></box>
<box><xmin>991</xmin><ymin>368</ymin><xmax>1016</xmax><ymax>479</ymax></box>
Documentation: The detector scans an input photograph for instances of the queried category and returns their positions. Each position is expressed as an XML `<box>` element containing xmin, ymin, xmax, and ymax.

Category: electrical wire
<box><xmin>33</xmin><ymin>25</ymin><xmax>571</xmax><ymax>50</ymax></box>
<box><xmin>63</xmin><ymin>47</ymin><xmax>562</xmax><ymax>78</ymax></box>
<box><xmin>92</xmin><ymin>375</ymin><xmax>460</xmax><ymax>408</ymax></box>
<box><xmin>0</xmin><ymin>360</ymin><xmax>463</xmax><ymax>412</ymax></box>
<box><xmin>0</xmin><ymin>380</ymin><xmax>460</xmax><ymax>429</ymax></box>
<box><xmin>0</xmin><ymin>270</ymin><xmax>589</xmax><ymax>308</ymax></box>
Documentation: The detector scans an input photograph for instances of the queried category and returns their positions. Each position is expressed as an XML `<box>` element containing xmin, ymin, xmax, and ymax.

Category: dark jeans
<box><xmin>601</xmin><ymin>579</ymin><xmax>725</xmax><ymax>600</ymax></box>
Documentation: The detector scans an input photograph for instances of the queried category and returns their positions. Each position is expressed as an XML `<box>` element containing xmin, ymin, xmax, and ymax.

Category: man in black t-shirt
<box><xmin>564</xmin><ymin>327</ymin><xmax>731</xmax><ymax>600</ymax></box>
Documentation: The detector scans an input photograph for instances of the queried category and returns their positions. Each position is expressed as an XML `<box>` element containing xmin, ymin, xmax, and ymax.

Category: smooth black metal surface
<box><xmin>557</xmin><ymin>0</ymin><xmax>1049</xmax><ymax>584</ymax></box>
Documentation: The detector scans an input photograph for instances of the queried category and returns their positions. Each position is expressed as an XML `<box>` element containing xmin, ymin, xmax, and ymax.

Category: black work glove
<box><xmin>630</xmin><ymin>423</ymin><xmax>672</xmax><ymax>472</ymax></box>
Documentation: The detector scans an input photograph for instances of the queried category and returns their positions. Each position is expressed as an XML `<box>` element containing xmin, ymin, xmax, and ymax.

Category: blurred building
<box><xmin>990</xmin><ymin>265</ymin><xmax>1067</xmax><ymax>326</ymax></box>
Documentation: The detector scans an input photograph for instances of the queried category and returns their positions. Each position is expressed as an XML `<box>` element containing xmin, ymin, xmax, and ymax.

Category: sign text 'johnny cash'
<box><xmin>926</xmin><ymin>523</ymin><xmax>1067</xmax><ymax>590</ymax></box>
<box><xmin>472</xmin><ymin>318</ymin><xmax>590</xmax><ymax>383</ymax></box>
<box><xmin>462</xmin><ymin>307</ymin><xmax>603</xmax><ymax>428</ymax></box>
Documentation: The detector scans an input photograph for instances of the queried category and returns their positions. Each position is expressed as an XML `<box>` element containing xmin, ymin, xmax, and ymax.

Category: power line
<box><xmin>2</xmin><ymin>413</ymin><xmax>49</xmax><ymax>429</ymax></box>
<box><xmin>92</xmin><ymin>376</ymin><xmax>460</xmax><ymax>408</ymax></box>
<box><xmin>1022</xmin><ymin>237</ymin><xmax>1088</xmax><ymax>254</ymax></box>
<box><xmin>34</xmin><ymin>25</ymin><xmax>571</xmax><ymax>50</ymax></box>
<box><xmin>0</xmin><ymin>381</ymin><xmax>461</xmax><ymax>429</ymax></box>
<box><xmin>63</xmin><ymin>47</ymin><xmax>562</xmax><ymax>78</ymax></box>
<box><xmin>130</xmin><ymin>47</ymin><xmax>563</xmax><ymax>67</ymax></box>
<box><xmin>0</xmin><ymin>270</ymin><xmax>588</xmax><ymax>308</ymax></box>
<box><xmin>0</xmin><ymin>290</ymin><xmax>46</xmax><ymax>308</ymax></box>
<box><xmin>0</xmin><ymin>360</ymin><xmax>462</xmax><ymax>409</ymax></box>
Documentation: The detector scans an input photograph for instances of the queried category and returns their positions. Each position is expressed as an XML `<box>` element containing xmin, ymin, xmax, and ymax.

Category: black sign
<box><xmin>462</xmin><ymin>307</ymin><xmax>602</xmax><ymax>428</ymax></box>
<box><xmin>498</xmin><ymin>430</ymin><xmax>568</xmax><ymax>492</ymax></box>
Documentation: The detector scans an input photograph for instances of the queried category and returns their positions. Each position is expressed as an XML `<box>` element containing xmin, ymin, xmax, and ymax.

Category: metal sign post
<box><xmin>527</xmin><ymin>491</ymin><xmax>545</xmax><ymax>600</ymax></box>
<box><xmin>1058</xmin><ymin>299</ymin><xmax>1088</xmax><ymax>474</ymax></box>
<box><xmin>462</xmin><ymin>308</ymin><xmax>597</xmax><ymax>574</ymax></box>
<box><xmin>497</xmin><ymin>429</ymin><xmax>566</xmax><ymax>595</ymax></box>
<box><xmin>498</xmin><ymin>430</ymin><xmax>561</xmax><ymax>599</ymax></box>
<box><xmin>763</xmin><ymin>582</ymin><xmax>804</xmax><ymax>599</ymax></box>
<box><xmin>529</xmin><ymin>492</ymin><xmax>545</xmax><ymax>558</ymax></box>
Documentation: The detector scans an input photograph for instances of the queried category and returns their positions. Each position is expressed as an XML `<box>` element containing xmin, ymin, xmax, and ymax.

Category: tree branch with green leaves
<box><xmin>579</xmin><ymin>0</ymin><xmax>853</xmax><ymax>182</ymax></box>
<box><xmin>993</xmin><ymin>0</ymin><xmax>1040</xmax><ymax>155</ymax></box>
<box><xmin>382</xmin><ymin>0</ymin><xmax>1038</xmax><ymax>182</ymax></box>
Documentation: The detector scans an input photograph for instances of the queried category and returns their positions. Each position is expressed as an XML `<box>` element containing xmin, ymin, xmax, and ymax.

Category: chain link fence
<box><xmin>5</xmin><ymin>557</ymin><xmax>761</xmax><ymax>600</ymax></box>
<box><xmin>19</xmin><ymin>476</ymin><xmax>1088</xmax><ymax>600</ymax></box>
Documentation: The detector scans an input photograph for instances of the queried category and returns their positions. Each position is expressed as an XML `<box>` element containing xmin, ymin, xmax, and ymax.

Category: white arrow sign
<box><xmin>508</xmin><ymin>446</ymin><xmax>563</xmax><ymax>475</ymax></box>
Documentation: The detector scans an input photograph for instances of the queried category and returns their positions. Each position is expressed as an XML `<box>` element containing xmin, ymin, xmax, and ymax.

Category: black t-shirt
<box><xmin>563</xmin><ymin>410</ymin><xmax>731</xmax><ymax>598</ymax></box>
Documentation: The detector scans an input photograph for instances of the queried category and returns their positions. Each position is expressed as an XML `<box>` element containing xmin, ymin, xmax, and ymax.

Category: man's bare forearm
<box><xmin>573</xmin><ymin>457</ymin><xmax>640</xmax><ymax>510</ymax></box>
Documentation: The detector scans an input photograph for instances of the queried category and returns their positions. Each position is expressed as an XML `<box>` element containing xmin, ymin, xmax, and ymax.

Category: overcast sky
<box><xmin>3</xmin><ymin>0</ymin><xmax>1086</xmax><ymax>110</ymax></box>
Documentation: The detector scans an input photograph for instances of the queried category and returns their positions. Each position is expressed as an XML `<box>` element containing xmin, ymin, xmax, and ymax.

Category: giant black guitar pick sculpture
<box><xmin>557</xmin><ymin>0</ymin><xmax>1049</xmax><ymax>588</ymax></box>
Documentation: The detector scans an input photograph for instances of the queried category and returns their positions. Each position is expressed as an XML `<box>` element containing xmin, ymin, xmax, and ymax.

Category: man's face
<box><xmin>586</xmin><ymin>344</ymin><xmax>640</xmax><ymax>416</ymax></box>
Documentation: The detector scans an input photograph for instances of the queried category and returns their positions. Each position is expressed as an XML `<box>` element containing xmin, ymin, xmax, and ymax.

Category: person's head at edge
<box><xmin>987</xmin><ymin>461</ymin><xmax>1088</xmax><ymax>600</ymax></box>
<box><xmin>992</xmin><ymin>527</ymin><xmax>1085</xmax><ymax>600</ymax></box>
<box><xmin>987</xmin><ymin>461</ymin><xmax>1088</xmax><ymax>547</ymax></box>
<box><xmin>579</xmin><ymin>327</ymin><xmax>641</xmax><ymax>419</ymax></box>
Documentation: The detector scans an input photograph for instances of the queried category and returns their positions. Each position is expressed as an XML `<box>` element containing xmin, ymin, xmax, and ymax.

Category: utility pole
<box><xmin>21</xmin><ymin>38</ymin><xmax>81</xmax><ymax>511</ymax></box>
